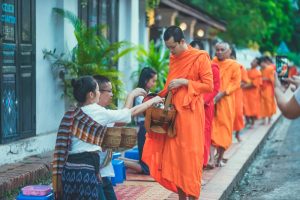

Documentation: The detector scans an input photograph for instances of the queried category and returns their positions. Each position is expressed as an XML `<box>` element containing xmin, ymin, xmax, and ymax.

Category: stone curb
<box><xmin>201</xmin><ymin>112</ymin><xmax>282</xmax><ymax>200</ymax></box>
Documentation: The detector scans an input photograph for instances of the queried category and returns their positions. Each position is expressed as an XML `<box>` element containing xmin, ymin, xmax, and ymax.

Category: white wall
<box><xmin>236</xmin><ymin>49</ymin><xmax>261</xmax><ymax>69</ymax></box>
<box><xmin>36</xmin><ymin>0</ymin><xmax>65</xmax><ymax>135</ymax></box>
<box><xmin>118</xmin><ymin>0</ymin><xmax>144</xmax><ymax>91</ymax></box>
<box><xmin>0</xmin><ymin>0</ymin><xmax>79</xmax><ymax>165</ymax></box>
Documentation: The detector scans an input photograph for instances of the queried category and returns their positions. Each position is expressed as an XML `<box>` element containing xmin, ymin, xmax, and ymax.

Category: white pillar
<box><xmin>118</xmin><ymin>0</ymin><xmax>140</xmax><ymax>95</ymax></box>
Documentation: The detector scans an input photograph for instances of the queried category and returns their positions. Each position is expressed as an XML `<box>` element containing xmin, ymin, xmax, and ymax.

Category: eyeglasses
<box><xmin>100</xmin><ymin>89</ymin><xmax>113</xmax><ymax>93</ymax></box>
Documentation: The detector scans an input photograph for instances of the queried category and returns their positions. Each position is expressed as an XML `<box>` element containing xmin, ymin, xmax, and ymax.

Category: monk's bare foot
<box><xmin>222</xmin><ymin>158</ymin><xmax>228</xmax><ymax>163</ymax></box>
<box><xmin>235</xmin><ymin>133</ymin><xmax>242</xmax><ymax>142</ymax></box>
<box><xmin>204</xmin><ymin>163</ymin><xmax>215</xmax><ymax>170</ymax></box>
<box><xmin>216</xmin><ymin>160</ymin><xmax>226</xmax><ymax>167</ymax></box>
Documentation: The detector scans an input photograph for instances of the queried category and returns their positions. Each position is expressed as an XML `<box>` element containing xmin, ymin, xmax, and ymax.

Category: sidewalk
<box><xmin>0</xmin><ymin>112</ymin><xmax>280</xmax><ymax>200</ymax></box>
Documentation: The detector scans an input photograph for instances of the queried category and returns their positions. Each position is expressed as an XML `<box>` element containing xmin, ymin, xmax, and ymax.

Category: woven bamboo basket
<box><xmin>119</xmin><ymin>127</ymin><xmax>137</xmax><ymax>148</ymax></box>
<box><xmin>102</xmin><ymin>127</ymin><xmax>122</xmax><ymax>149</ymax></box>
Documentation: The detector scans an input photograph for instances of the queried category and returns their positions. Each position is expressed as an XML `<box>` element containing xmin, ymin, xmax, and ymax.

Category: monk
<box><xmin>210</xmin><ymin>42</ymin><xmax>241</xmax><ymax>167</ymax></box>
<box><xmin>142</xmin><ymin>26</ymin><xmax>213</xmax><ymax>200</ymax></box>
<box><xmin>258</xmin><ymin>57</ymin><xmax>277</xmax><ymax>124</ymax></box>
<box><xmin>190</xmin><ymin>40</ymin><xmax>220</xmax><ymax>168</ymax></box>
<box><xmin>243</xmin><ymin>58</ymin><xmax>263</xmax><ymax>127</ymax></box>
<box><xmin>264</xmin><ymin>56</ymin><xmax>276</xmax><ymax>70</ymax></box>
<box><xmin>230</xmin><ymin>48</ymin><xmax>250</xmax><ymax>142</ymax></box>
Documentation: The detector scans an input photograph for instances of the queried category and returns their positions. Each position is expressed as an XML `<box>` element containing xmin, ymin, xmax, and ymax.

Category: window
<box><xmin>78</xmin><ymin>0</ymin><xmax>119</xmax><ymax>43</ymax></box>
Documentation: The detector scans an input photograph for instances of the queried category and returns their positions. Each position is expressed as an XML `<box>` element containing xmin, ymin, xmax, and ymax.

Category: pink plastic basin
<box><xmin>21</xmin><ymin>185</ymin><xmax>52</xmax><ymax>196</ymax></box>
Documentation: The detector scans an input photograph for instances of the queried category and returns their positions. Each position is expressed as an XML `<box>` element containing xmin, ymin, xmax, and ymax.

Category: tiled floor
<box><xmin>0</xmin><ymin>112</ymin><xmax>280</xmax><ymax>200</ymax></box>
<box><xmin>114</xmin><ymin>112</ymin><xmax>281</xmax><ymax>200</ymax></box>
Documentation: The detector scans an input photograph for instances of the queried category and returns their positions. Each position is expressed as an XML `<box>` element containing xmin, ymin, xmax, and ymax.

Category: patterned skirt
<box><xmin>62</xmin><ymin>162</ymin><xmax>104</xmax><ymax>200</ymax></box>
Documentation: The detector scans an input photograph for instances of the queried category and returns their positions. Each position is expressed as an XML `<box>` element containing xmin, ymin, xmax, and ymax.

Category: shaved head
<box><xmin>215</xmin><ymin>42</ymin><xmax>231</xmax><ymax>61</ymax></box>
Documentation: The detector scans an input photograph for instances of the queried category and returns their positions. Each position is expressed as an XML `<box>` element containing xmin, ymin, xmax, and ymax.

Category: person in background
<box><xmin>120</xmin><ymin>67</ymin><xmax>158</xmax><ymax>174</ymax></box>
<box><xmin>211</xmin><ymin>42</ymin><xmax>241</xmax><ymax>167</ymax></box>
<box><xmin>190</xmin><ymin>40</ymin><xmax>204</xmax><ymax>50</ymax></box>
<box><xmin>274</xmin><ymin>74</ymin><xmax>300</xmax><ymax>119</ymax></box>
<box><xmin>242</xmin><ymin>58</ymin><xmax>263</xmax><ymax>128</ymax></box>
<box><xmin>190</xmin><ymin>40</ymin><xmax>220</xmax><ymax>169</ymax></box>
<box><xmin>258</xmin><ymin>57</ymin><xmax>277</xmax><ymax>124</ymax></box>
<box><xmin>230</xmin><ymin>47</ymin><xmax>250</xmax><ymax>142</ymax></box>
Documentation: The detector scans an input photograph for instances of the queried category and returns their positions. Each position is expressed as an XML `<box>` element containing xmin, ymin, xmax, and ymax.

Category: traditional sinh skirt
<box><xmin>61</xmin><ymin>152</ymin><xmax>104</xmax><ymax>200</ymax></box>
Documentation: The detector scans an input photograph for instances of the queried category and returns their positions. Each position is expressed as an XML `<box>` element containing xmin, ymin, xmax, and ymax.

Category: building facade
<box><xmin>0</xmin><ymin>0</ymin><xmax>225</xmax><ymax>165</ymax></box>
<box><xmin>0</xmin><ymin>0</ymin><xmax>147</xmax><ymax>165</ymax></box>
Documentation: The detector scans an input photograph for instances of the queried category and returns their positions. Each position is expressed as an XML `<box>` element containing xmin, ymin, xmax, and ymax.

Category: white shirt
<box><xmin>295</xmin><ymin>87</ymin><xmax>300</xmax><ymax>106</ymax></box>
<box><xmin>134</xmin><ymin>96</ymin><xmax>145</xmax><ymax>123</ymax></box>
<box><xmin>69</xmin><ymin>103</ymin><xmax>131</xmax><ymax>177</ymax></box>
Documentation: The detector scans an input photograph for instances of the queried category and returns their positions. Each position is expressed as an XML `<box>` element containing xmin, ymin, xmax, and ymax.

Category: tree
<box><xmin>181</xmin><ymin>0</ymin><xmax>298</xmax><ymax>53</ymax></box>
<box><xmin>43</xmin><ymin>8</ymin><xmax>134</xmax><ymax>104</ymax></box>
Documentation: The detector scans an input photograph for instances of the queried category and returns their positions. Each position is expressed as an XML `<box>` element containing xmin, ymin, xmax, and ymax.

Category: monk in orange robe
<box><xmin>190</xmin><ymin>41</ymin><xmax>220</xmax><ymax>168</ymax></box>
<box><xmin>142</xmin><ymin>26</ymin><xmax>213</xmax><ymax>199</ymax></box>
<box><xmin>243</xmin><ymin>58</ymin><xmax>262</xmax><ymax>127</ymax></box>
<box><xmin>230</xmin><ymin>48</ymin><xmax>250</xmax><ymax>142</ymax></box>
<box><xmin>258</xmin><ymin>57</ymin><xmax>277</xmax><ymax>124</ymax></box>
<box><xmin>210</xmin><ymin>42</ymin><xmax>241</xmax><ymax>167</ymax></box>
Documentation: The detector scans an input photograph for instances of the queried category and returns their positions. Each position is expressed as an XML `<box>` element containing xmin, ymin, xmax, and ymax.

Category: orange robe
<box><xmin>243</xmin><ymin>68</ymin><xmax>262</xmax><ymax>117</ymax></box>
<box><xmin>142</xmin><ymin>47</ymin><xmax>213</xmax><ymax>198</ymax></box>
<box><xmin>203</xmin><ymin>63</ymin><xmax>220</xmax><ymax>166</ymax></box>
<box><xmin>233</xmin><ymin>65</ymin><xmax>250</xmax><ymax>131</ymax></box>
<box><xmin>211</xmin><ymin>58</ymin><xmax>241</xmax><ymax>150</ymax></box>
<box><xmin>260</xmin><ymin>65</ymin><xmax>276</xmax><ymax>117</ymax></box>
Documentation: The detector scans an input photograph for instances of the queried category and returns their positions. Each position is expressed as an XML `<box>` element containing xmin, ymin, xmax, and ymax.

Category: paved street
<box><xmin>229</xmin><ymin>117</ymin><xmax>300</xmax><ymax>200</ymax></box>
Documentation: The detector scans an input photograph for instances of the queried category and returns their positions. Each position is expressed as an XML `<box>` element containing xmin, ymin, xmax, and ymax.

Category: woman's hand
<box><xmin>149</xmin><ymin>96</ymin><xmax>164</xmax><ymax>105</ymax></box>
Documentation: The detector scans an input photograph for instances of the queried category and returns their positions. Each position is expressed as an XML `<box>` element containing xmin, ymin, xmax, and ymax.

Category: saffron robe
<box><xmin>142</xmin><ymin>47</ymin><xmax>213</xmax><ymax>198</ymax></box>
<box><xmin>203</xmin><ymin>63</ymin><xmax>220</xmax><ymax>166</ymax></box>
<box><xmin>260</xmin><ymin>65</ymin><xmax>276</xmax><ymax>117</ymax></box>
<box><xmin>211</xmin><ymin>58</ymin><xmax>241</xmax><ymax>150</ymax></box>
<box><xmin>243</xmin><ymin>68</ymin><xmax>262</xmax><ymax>117</ymax></box>
<box><xmin>233</xmin><ymin>65</ymin><xmax>250</xmax><ymax>131</ymax></box>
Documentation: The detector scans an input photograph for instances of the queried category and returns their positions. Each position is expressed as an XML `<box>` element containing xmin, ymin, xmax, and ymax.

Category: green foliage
<box><xmin>183</xmin><ymin>0</ymin><xmax>298</xmax><ymax>53</ymax></box>
<box><xmin>287</xmin><ymin>52</ymin><xmax>300</xmax><ymax>66</ymax></box>
<box><xmin>132</xmin><ymin>40</ymin><xmax>169</xmax><ymax>92</ymax></box>
<box><xmin>43</xmin><ymin>8</ymin><xmax>134</xmax><ymax>104</ymax></box>
<box><xmin>146</xmin><ymin>0</ymin><xmax>160</xmax><ymax>11</ymax></box>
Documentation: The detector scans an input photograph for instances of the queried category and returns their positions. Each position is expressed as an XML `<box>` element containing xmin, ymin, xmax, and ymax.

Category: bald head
<box><xmin>215</xmin><ymin>42</ymin><xmax>231</xmax><ymax>61</ymax></box>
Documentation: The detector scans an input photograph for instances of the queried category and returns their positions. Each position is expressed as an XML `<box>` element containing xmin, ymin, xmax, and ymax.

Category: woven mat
<box><xmin>114</xmin><ymin>181</ymin><xmax>173</xmax><ymax>200</ymax></box>
<box><xmin>126</xmin><ymin>173</ymin><xmax>155</xmax><ymax>182</ymax></box>
<box><xmin>115</xmin><ymin>185</ymin><xmax>151</xmax><ymax>200</ymax></box>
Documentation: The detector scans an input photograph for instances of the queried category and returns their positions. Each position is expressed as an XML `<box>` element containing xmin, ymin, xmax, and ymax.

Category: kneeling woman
<box><xmin>52</xmin><ymin>76</ymin><xmax>162</xmax><ymax>200</ymax></box>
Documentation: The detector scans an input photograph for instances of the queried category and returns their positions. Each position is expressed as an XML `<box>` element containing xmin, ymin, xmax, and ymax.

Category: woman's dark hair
<box><xmin>137</xmin><ymin>67</ymin><xmax>157</xmax><ymax>90</ymax></box>
<box><xmin>71</xmin><ymin>76</ymin><xmax>97</xmax><ymax>103</ymax></box>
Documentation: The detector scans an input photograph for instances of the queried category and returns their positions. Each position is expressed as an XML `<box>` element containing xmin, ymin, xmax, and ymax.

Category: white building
<box><xmin>0</xmin><ymin>0</ymin><xmax>147</xmax><ymax>165</ymax></box>
<box><xmin>0</xmin><ymin>0</ymin><xmax>226</xmax><ymax>166</ymax></box>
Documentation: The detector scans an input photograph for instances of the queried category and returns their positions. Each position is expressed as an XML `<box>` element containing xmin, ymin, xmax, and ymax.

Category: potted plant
<box><xmin>43</xmin><ymin>8</ymin><xmax>134</xmax><ymax>106</ymax></box>
<box><xmin>131</xmin><ymin>40</ymin><xmax>169</xmax><ymax>92</ymax></box>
